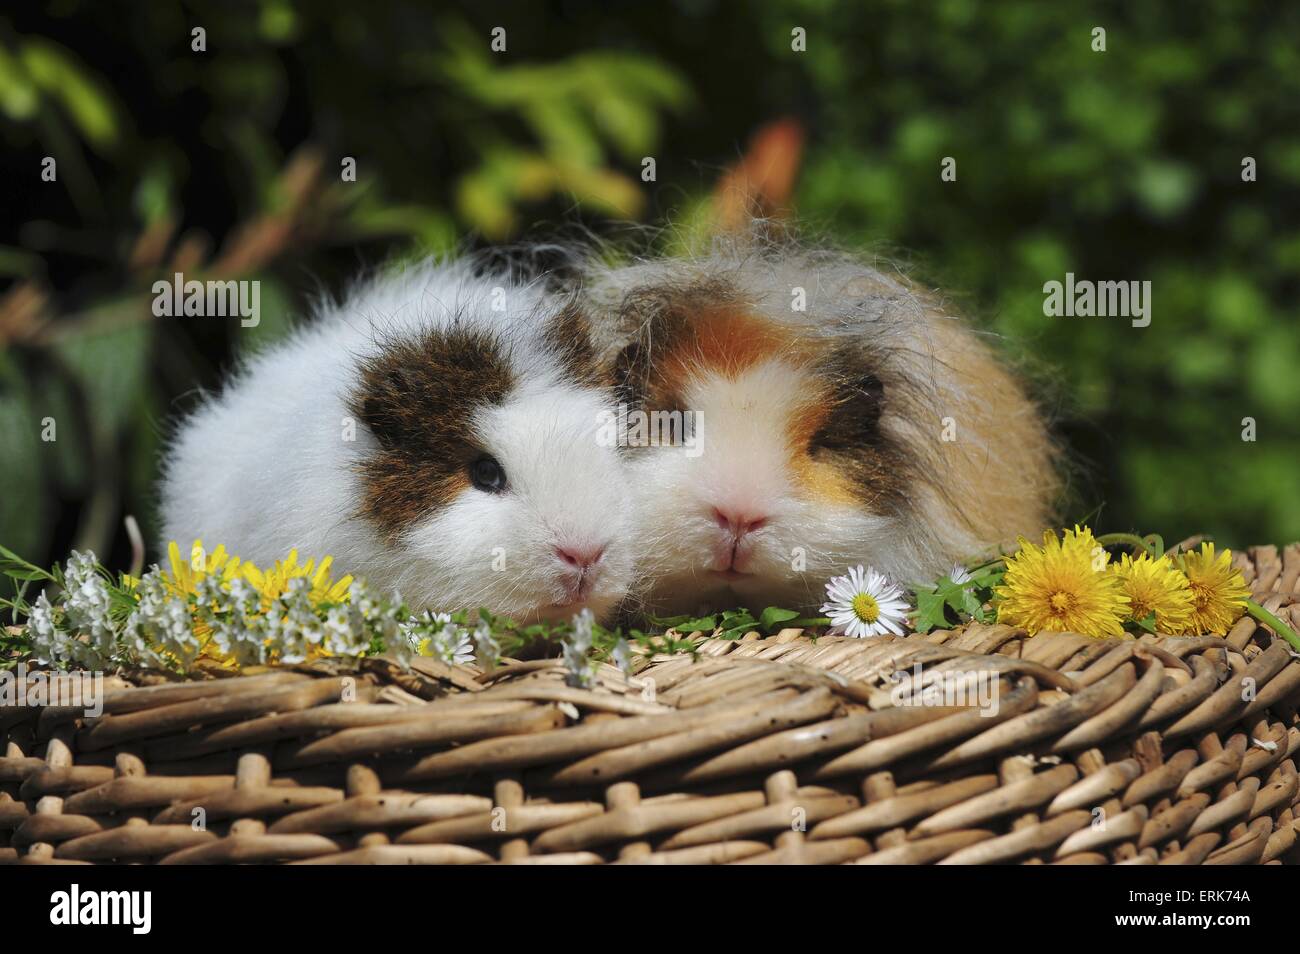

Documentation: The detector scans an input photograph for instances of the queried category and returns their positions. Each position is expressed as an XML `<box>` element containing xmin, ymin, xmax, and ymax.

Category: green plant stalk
<box><xmin>1244</xmin><ymin>599</ymin><xmax>1300</xmax><ymax>653</ymax></box>
<box><xmin>1095</xmin><ymin>532</ymin><xmax>1160</xmax><ymax>557</ymax></box>
<box><xmin>787</xmin><ymin>616</ymin><xmax>831</xmax><ymax>628</ymax></box>
<box><xmin>965</xmin><ymin>557</ymin><xmax>1008</xmax><ymax>575</ymax></box>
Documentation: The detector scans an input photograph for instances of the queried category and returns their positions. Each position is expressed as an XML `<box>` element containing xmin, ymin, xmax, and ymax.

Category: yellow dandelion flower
<box><xmin>171</xmin><ymin>539</ymin><xmax>243</xmax><ymax>593</ymax></box>
<box><xmin>1175</xmin><ymin>542</ymin><xmax>1250</xmax><ymax>635</ymax></box>
<box><xmin>994</xmin><ymin>526</ymin><xmax>1130</xmax><ymax>638</ymax></box>
<box><xmin>121</xmin><ymin>539</ymin><xmax>241</xmax><ymax>595</ymax></box>
<box><xmin>239</xmin><ymin>549</ymin><xmax>353</xmax><ymax>605</ymax></box>
<box><xmin>1110</xmin><ymin>552</ymin><xmax>1195</xmax><ymax>633</ymax></box>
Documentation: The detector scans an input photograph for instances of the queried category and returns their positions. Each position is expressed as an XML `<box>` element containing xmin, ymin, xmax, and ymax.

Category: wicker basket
<box><xmin>3</xmin><ymin>545</ymin><xmax>1299</xmax><ymax>865</ymax></box>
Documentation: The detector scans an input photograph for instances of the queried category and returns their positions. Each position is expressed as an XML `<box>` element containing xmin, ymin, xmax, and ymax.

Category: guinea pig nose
<box><xmin>712</xmin><ymin>507</ymin><xmax>769</xmax><ymax>539</ymax></box>
<box><xmin>554</xmin><ymin>543</ymin><xmax>606</xmax><ymax>571</ymax></box>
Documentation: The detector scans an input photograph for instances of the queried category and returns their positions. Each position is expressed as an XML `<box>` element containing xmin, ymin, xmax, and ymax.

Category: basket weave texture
<box><xmin>3</xmin><ymin>545</ymin><xmax>1300</xmax><ymax>865</ymax></box>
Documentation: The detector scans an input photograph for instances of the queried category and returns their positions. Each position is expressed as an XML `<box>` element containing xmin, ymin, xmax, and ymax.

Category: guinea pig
<box><xmin>159</xmin><ymin>257</ymin><xmax>638</xmax><ymax>622</ymax></box>
<box><xmin>585</xmin><ymin>236</ymin><xmax>1059</xmax><ymax>617</ymax></box>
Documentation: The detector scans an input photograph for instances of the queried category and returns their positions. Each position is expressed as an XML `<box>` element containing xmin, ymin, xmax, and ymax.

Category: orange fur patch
<box><xmin>660</xmin><ymin>307</ymin><xmax>794</xmax><ymax>382</ymax></box>
<box><xmin>786</xmin><ymin>396</ymin><xmax>862</xmax><ymax>506</ymax></box>
<box><xmin>790</xmin><ymin>454</ymin><xmax>862</xmax><ymax>506</ymax></box>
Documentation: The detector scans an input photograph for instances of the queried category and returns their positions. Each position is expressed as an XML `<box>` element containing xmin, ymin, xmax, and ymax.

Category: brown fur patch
<box><xmin>798</xmin><ymin>343</ymin><xmax>909</xmax><ymax>511</ymax></box>
<box><xmin>348</xmin><ymin>325</ymin><xmax>514</xmax><ymax>540</ymax></box>
<box><xmin>540</xmin><ymin>299</ymin><xmax>604</xmax><ymax>386</ymax></box>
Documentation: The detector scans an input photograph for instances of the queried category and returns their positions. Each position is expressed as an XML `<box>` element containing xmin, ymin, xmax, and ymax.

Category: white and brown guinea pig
<box><xmin>159</xmin><ymin>257</ymin><xmax>637</xmax><ymax>622</ymax></box>
<box><xmin>586</xmin><ymin>236</ymin><xmax>1059</xmax><ymax>616</ymax></box>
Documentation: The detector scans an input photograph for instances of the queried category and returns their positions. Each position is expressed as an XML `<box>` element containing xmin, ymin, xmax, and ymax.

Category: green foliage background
<box><xmin>1</xmin><ymin>0</ymin><xmax>1297</xmax><ymax>571</ymax></box>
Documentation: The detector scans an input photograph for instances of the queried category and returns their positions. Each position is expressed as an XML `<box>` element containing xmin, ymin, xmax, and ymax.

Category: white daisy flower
<box><xmin>948</xmin><ymin>564</ymin><xmax>973</xmax><ymax>585</ymax></box>
<box><xmin>820</xmin><ymin>565</ymin><xmax>910</xmax><ymax>638</ymax></box>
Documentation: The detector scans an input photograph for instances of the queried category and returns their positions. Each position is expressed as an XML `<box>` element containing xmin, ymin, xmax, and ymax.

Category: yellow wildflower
<box><xmin>240</xmin><ymin>549</ymin><xmax>353</xmax><ymax>604</ymax></box>
<box><xmin>994</xmin><ymin>526</ymin><xmax>1130</xmax><ymax>638</ymax></box>
<box><xmin>1110</xmin><ymin>552</ymin><xmax>1195</xmax><ymax>633</ymax></box>
<box><xmin>1176</xmin><ymin>542</ymin><xmax>1250</xmax><ymax>635</ymax></box>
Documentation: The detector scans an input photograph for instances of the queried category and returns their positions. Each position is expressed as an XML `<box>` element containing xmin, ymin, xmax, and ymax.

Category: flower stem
<box><xmin>1095</xmin><ymin>532</ymin><xmax>1159</xmax><ymax>557</ymax></box>
<box><xmin>788</xmin><ymin>616</ymin><xmax>831</xmax><ymax>628</ymax></box>
<box><xmin>1245</xmin><ymin>599</ymin><xmax>1300</xmax><ymax>653</ymax></box>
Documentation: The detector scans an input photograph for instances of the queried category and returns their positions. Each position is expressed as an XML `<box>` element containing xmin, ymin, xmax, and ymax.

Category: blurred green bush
<box><xmin>1</xmin><ymin>0</ymin><xmax>1296</xmax><ymax>571</ymax></box>
<box><xmin>757</xmin><ymin>0</ymin><xmax>1300</xmax><ymax>548</ymax></box>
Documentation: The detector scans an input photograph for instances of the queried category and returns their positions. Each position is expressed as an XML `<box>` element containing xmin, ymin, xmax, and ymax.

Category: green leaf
<box><xmin>787</xmin><ymin>616</ymin><xmax>831</xmax><ymax>628</ymax></box>
<box><xmin>958</xmin><ymin>588</ymin><xmax>985</xmax><ymax>618</ymax></box>
<box><xmin>20</xmin><ymin>39</ymin><xmax>121</xmax><ymax>151</ymax></box>
<box><xmin>0</xmin><ymin>562</ymin><xmax>48</xmax><ymax>582</ymax></box>
<box><xmin>912</xmin><ymin>574</ymin><xmax>987</xmax><ymax>633</ymax></box>
<box><xmin>647</xmin><ymin>613</ymin><xmax>691</xmax><ymax>629</ymax></box>
<box><xmin>759</xmin><ymin>606</ymin><xmax>800</xmax><ymax>630</ymax></box>
<box><xmin>1131</xmin><ymin>612</ymin><xmax>1158</xmax><ymax>634</ymax></box>
<box><xmin>0</xmin><ymin>46</ymin><xmax>38</xmax><ymax>120</ymax></box>
<box><xmin>911</xmin><ymin>586</ymin><xmax>952</xmax><ymax>634</ymax></box>
<box><xmin>0</xmin><ymin>543</ymin><xmax>53</xmax><ymax>583</ymax></box>
<box><xmin>718</xmin><ymin>625</ymin><xmax>753</xmax><ymax>640</ymax></box>
<box><xmin>234</xmin><ymin>275</ymin><xmax>294</xmax><ymax>355</ymax></box>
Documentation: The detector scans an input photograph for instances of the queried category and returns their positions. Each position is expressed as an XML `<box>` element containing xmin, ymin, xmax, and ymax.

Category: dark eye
<box><xmin>469</xmin><ymin>455</ymin><xmax>507</xmax><ymax>493</ymax></box>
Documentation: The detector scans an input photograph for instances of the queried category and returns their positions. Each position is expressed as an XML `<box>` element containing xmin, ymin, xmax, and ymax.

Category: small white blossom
<box><xmin>430</xmin><ymin>620</ymin><xmax>474</xmax><ymax>667</ymax></box>
<box><xmin>948</xmin><ymin>564</ymin><xmax>974</xmax><ymax>585</ymax></box>
<box><xmin>398</xmin><ymin>609</ymin><xmax>448</xmax><ymax>665</ymax></box>
<box><xmin>561</xmin><ymin>608</ymin><xmax>599</xmax><ymax>688</ymax></box>
<box><xmin>472</xmin><ymin>618</ymin><xmax>501</xmax><ymax>668</ymax></box>
<box><xmin>320</xmin><ymin>603</ymin><xmax>367</xmax><ymax>658</ymax></box>
<box><xmin>60</xmin><ymin>550</ymin><xmax>116</xmax><ymax>666</ymax></box>
<box><xmin>262</xmin><ymin>578</ymin><xmax>323</xmax><ymax>664</ymax></box>
<box><xmin>352</xmin><ymin>580</ymin><xmax>401</xmax><ymax>657</ymax></box>
<box><xmin>397</xmin><ymin>610</ymin><xmax>475</xmax><ymax>668</ymax></box>
<box><xmin>124</xmin><ymin>566</ymin><xmax>199</xmax><ymax>668</ymax></box>
<box><xmin>26</xmin><ymin>591</ymin><xmax>75</xmax><ymax>667</ymax></box>
<box><xmin>192</xmin><ymin>575</ymin><xmax>270</xmax><ymax>667</ymax></box>
<box><xmin>821</xmin><ymin>565</ymin><xmax>910</xmax><ymax>638</ymax></box>
<box><xmin>610</xmin><ymin>637</ymin><xmax>633</xmax><ymax>676</ymax></box>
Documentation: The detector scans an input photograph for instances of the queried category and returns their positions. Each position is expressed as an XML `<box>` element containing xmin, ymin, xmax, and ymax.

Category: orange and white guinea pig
<box><xmin>585</xmin><ymin>236</ymin><xmax>1060</xmax><ymax>617</ymax></box>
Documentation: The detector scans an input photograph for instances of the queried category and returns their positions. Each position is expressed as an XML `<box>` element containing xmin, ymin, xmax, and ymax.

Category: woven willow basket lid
<box><xmin>2</xmin><ymin>544</ymin><xmax>1298</xmax><ymax>864</ymax></box>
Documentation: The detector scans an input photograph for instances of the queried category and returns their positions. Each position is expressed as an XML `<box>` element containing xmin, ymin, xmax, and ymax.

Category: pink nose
<box><xmin>555</xmin><ymin>543</ymin><xmax>606</xmax><ymax>571</ymax></box>
<box><xmin>712</xmin><ymin>507</ymin><xmax>769</xmax><ymax>540</ymax></box>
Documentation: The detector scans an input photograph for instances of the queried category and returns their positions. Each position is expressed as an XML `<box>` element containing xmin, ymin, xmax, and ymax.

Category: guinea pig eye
<box><xmin>469</xmin><ymin>455</ymin><xmax>507</xmax><ymax>494</ymax></box>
